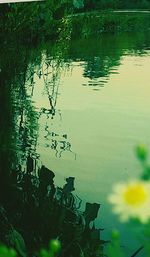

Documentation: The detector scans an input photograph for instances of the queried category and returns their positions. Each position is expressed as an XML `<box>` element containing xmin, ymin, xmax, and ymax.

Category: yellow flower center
<box><xmin>124</xmin><ymin>183</ymin><xmax>147</xmax><ymax>206</ymax></box>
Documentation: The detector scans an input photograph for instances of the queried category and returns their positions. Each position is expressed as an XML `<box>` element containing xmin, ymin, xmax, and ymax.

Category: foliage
<box><xmin>39</xmin><ymin>240</ymin><xmax>61</xmax><ymax>257</ymax></box>
<box><xmin>136</xmin><ymin>145</ymin><xmax>150</xmax><ymax>181</ymax></box>
<box><xmin>83</xmin><ymin>0</ymin><xmax>119</xmax><ymax>10</ymax></box>
<box><xmin>0</xmin><ymin>0</ymin><xmax>83</xmax><ymax>42</ymax></box>
<box><xmin>1</xmin><ymin>0</ymin><xmax>150</xmax><ymax>44</ymax></box>
<box><xmin>106</xmin><ymin>231</ymin><xmax>124</xmax><ymax>257</ymax></box>
<box><xmin>83</xmin><ymin>0</ymin><xmax>150</xmax><ymax>10</ymax></box>
<box><xmin>71</xmin><ymin>12</ymin><xmax>150</xmax><ymax>39</ymax></box>
<box><xmin>0</xmin><ymin>240</ymin><xmax>61</xmax><ymax>257</ymax></box>
<box><xmin>0</xmin><ymin>245</ymin><xmax>17</xmax><ymax>257</ymax></box>
<box><xmin>73</xmin><ymin>0</ymin><xmax>84</xmax><ymax>8</ymax></box>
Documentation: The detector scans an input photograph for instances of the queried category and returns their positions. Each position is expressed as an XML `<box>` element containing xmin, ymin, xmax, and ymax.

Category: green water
<box><xmin>1</xmin><ymin>28</ymin><xmax>150</xmax><ymax>255</ymax></box>
<box><xmin>29</xmin><ymin>32</ymin><xmax>150</xmax><ymax>253</ymax></box>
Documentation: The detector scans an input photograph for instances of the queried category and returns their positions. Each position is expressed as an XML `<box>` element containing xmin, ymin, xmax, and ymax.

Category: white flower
<box><xmin>108</xmin><ymin>180</ymin><xmax>150</xmax><ymax>223</ymax></box>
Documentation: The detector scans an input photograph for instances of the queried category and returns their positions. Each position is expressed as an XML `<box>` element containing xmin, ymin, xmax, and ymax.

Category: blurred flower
<box><xmin>108</xmin><ymin>181</ymin><xmax>150</xmax><ymax>223</ymax></box>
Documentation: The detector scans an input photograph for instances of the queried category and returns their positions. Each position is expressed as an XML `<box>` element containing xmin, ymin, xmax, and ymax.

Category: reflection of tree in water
<box><xmin>37</xmin><ymin>55</ymin><xmax>76</xmax><ymax>159</ymax></box>
<box><xmin>0</xmin><ymin>16</ymin><xmax>73</xmax><ymax>182</ymax></box>
<box><xmin>40</xmin><ymin>56</ymin><xmax>61</xmax><ymax>119</ymax></box>
<box><xmin>0</xmin><ymin>37</ymin><xmax>42</xmax><ymax>200</ymax></box>
<box><xmin>30</xmin><ymin>19</ymin><xmax>76</xmax><ymax>159</ymax></box>
<box><xmin>2</xmin><ymin>16</ymin><xmax>74</xmax><ymax>166</ymax></box>
<box><xmin>68</xmin><ymin>32</ymin><xmax>150</xmax><ymax>90</ymax></box>
<box><xmin>34</xmin><ymin>58</ymin><xmax>75</xmax><ymax>159</ymax></box>
<box><xmin>80</xmin><ymin>51</ymin><xmax>121</xmax><ymax>90</ymax></box>
<box><xmin>83</xmin><ymin>55</ymin><xmax>120</xmax><ymax>81</ymax></box>
<box><xmin>15</xmin><ymin>59</ymin><xmax>41</xmax><ymax>172</ymax></box>
<box><xmin>0</xmin><ymin>18</ymin><xmax>81</xmax><ymax>256</ymax></box>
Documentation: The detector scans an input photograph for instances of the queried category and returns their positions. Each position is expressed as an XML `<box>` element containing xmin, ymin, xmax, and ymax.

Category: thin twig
<box><xmin>130</xmin><ymin>246</ymin><xmax>144</xmax><ymax>257</ymax></box>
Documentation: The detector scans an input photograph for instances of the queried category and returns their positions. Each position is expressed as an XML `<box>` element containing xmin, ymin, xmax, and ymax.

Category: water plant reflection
<box><xmin>0</xmin><ymin>163</ymin><xmax>104</xmax><ymax>257</ymax></box>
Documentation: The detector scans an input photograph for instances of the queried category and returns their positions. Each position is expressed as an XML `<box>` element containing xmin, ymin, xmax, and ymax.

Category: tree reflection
<box><xmin>32</xmin><ymin>18</ymin><xmax>76</xmax><ymax>159</ymax></box>
<box><xmin>68</xmin><ymin>31</ymin><xmax>150</xmax><ymax>89</ymax></box>
<box><xmin>1</xmin><ymin>29</ymin><xmax>149</xmax><ymax>181</ymax></box>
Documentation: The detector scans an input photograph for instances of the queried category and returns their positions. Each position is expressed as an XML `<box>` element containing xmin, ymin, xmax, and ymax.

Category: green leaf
<box><xmin>73</xmin><ymin>0</ymin><xmax>84</xmax><ymax>9</ymax></box>
<box><xmin>136</xmin><ymin>145</ymin><xmax>147</xmax><ymax>161</ymax></box>
<box><xmin>49</xmin><ymin>239</ymin><xmax>61</xmax><ymax>254</ymax></box>
<box><xmin>106</xmin><ymin>230</ymin><xmax>125</xmax><ymax>257</ymax></box>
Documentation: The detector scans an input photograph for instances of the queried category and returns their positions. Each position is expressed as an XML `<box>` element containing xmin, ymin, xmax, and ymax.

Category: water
<box><xmin>1</xmin><ymin>29</ymin><xmax>150</xmax><ymax>254</ymax></box>
<box><xmin>21</xmin><ymin>32</ymin><xmax>149</xmax><ymax>253</ymax></box>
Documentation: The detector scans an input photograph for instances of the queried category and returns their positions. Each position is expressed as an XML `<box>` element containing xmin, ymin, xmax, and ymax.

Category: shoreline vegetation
<box><xmin>0</xmin><ymin>1</ymin><xmax>150</xmax><ymax>44</ymax></box>
<box><xmin>71</xmin><ymin>11</ymin><xmax>150</xmax><ymax>38</ymax></box>
<box><xmin>0</xmin><ymin>0</ymin><xmax>150</xmax><ymax>256</ymax></box>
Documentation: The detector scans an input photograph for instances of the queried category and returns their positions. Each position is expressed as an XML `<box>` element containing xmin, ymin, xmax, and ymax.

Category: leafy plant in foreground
<box><xmin>39</xmin><ymin>239</ymin><xmax>61</xmax><ymax>257</ymax></box>
<box><xmin>106</xmin><ymin>230</ymin><xmax>124</xmax><ymax>257</ymax></box>
<box><xmin>0</xmin><ymin>245</ymin><xmax>17</xmax><ymax>257</ymax></box>
<box><xmin>0</xmin><ymin>240</ymin><xmax>61</xmax><ymax>257</ymax></box>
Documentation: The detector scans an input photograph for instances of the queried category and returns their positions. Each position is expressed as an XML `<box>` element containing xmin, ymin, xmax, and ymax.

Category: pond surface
<box><xmin>22</xmin><ymin>31</ymin><xmax>149</xmax><ymax>253</ymax></box>
<box><xmin>1</xmin><ymin>28</ymin><xmax>150</xmax><ymax>254</ymax></box>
